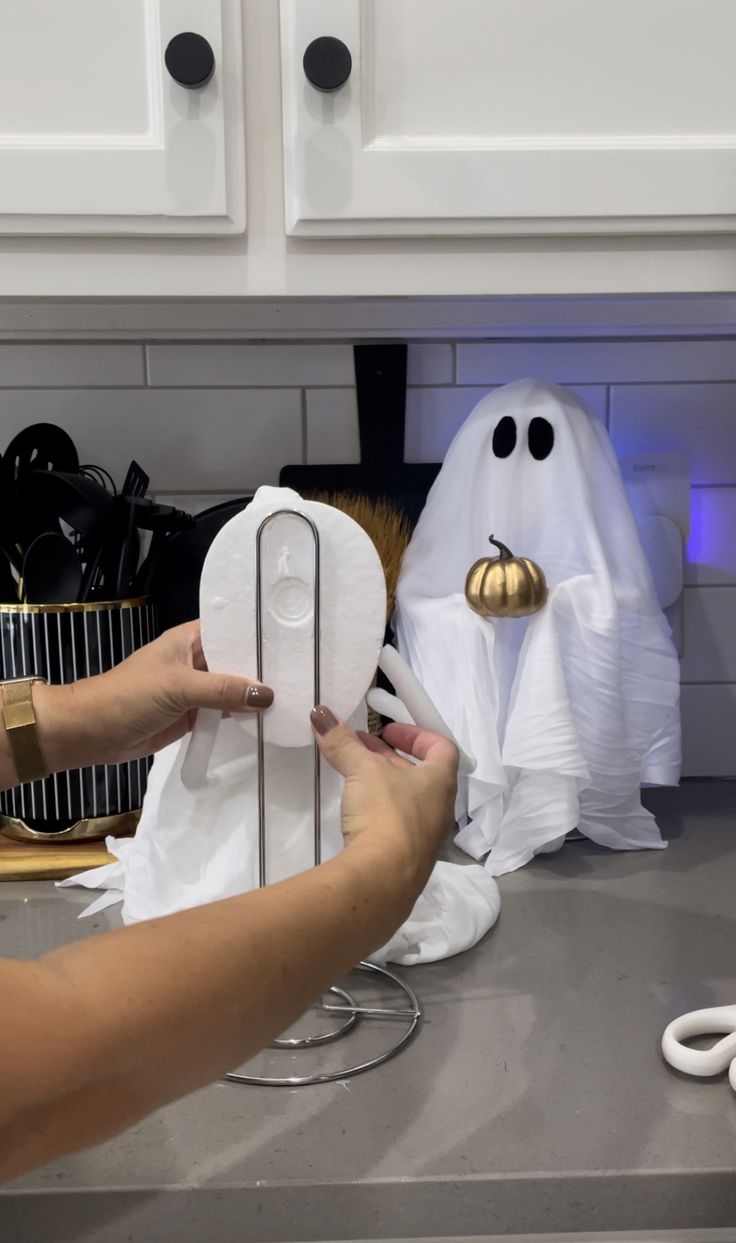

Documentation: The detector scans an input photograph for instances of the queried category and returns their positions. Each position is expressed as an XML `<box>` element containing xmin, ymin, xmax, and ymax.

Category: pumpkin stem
<box><xmin>488</xmin><ymin>534</ymin><xmax>514</xmax><ymax>560</ymax></box>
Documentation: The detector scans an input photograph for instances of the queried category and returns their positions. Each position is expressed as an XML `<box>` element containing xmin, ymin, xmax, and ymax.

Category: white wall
<box><xmin>0</xmin><ymin>336</ymin><xmax>732</xmax><ymax>777</ymax></box>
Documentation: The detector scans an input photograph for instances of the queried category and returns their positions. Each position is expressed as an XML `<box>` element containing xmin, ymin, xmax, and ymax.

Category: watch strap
<box><xmin>2</xmin><ymin>678</ymin><xmax>49</xmax><ymax>784</ymax></box>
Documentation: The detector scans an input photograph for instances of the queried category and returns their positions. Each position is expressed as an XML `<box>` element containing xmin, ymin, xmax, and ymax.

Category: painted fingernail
<box><xmin>246</xmin><ymin>685</ymin><xmax>274</xmax><ymax>709</ymax></box>
<box><xmin>311</xmin><ymin>705</ymin><xmax>339</xmax><ymax>736</ymax></box>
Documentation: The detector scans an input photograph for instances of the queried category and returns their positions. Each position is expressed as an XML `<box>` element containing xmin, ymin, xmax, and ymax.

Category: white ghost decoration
<box><xmin>394</xmin><ymin>380</ymin><xmax>681</xmax><ymax>877</ymax></box>
<box><xmin>60</xmin><ymin>487</ymin><xmax>500</xmax><ymax>966</ymax></box>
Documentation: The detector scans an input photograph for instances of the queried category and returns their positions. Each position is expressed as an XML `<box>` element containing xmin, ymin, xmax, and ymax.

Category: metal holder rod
<box><xmin>225</xmin><ymin>509</ymin><xmax>422</xmax><ymax>1088</ymax></box>
<box><xmin>254</xmin><ymin>509</ymin><xmax>322</xmax><ymax>885</ymax></box>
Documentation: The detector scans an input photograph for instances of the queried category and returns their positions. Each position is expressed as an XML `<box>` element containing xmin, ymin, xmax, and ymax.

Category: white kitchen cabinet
<box><xmin>2</xmin><ymin>0</ymin><xmax>736</xmax><ymax>298</ymax></box>
<box><xmin>280</xmin><ymin>0</ymin><xmax>736</xmax><ymax>238</ymax></box>
<box><xmin>0</xmin><ymin>0</ymin><xmax>245</xmax><ymax>235</ymax></box>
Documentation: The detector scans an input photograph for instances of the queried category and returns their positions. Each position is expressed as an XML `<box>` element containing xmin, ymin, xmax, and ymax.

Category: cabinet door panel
<box><xmin>0</xmin><ymin>0</ymin><xmax>244</xmax><ymax>234</ymax></box>
<box><xmin>281</xmin><ymin>0</ymin><xmax>736</xmax><ymax>237</ymax></box>
<box><xmin>1</xmin><ymin>1</ymin><xmax>151</xmax><ymax>135</ymax></box>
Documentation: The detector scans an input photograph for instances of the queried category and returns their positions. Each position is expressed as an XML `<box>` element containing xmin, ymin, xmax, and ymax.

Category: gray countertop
<box><xmin>2</xmin><ymin>782</ymin><xmax>736</xmax><ymax>1242</ymax></box>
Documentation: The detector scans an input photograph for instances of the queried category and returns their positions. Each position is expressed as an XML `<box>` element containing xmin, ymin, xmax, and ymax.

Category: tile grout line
<box><xmin>20</xmin><ymin>334</ymin><xmax>736</xmax><ymax>346</ymax></box>
<box><xmin>300</xmin><ymin>388</ymin><xmax>308</xmax><ymax>465</ymax></box>
<box><xmin>0</xmin><ymin>382</ymin><xmax>357</xmax><ymax>392</ymax></box>
<box><xmin>681</xmin><ymin>680</ymin><xmax>736</xmax><ymax>687</ymax></box>
<box><xmin>3</xmin><ymin>378</ymin><xmax>736</xmax><ymax>389</ymax></box>
<box><xmin>452</xmin><ymin>378</ymin><xmax>736</xmax><ymax>388</ymax></box>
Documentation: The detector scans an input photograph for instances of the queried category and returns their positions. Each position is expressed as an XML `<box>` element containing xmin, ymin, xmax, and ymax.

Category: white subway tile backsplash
<box><xmin>566</xmin><ymin>386</ymin><xmax>608</xmax><ymax>423</ymax></box>
<box><xmin>406</xmin><ymin>344</ymin><xmax>454</xmax><ymax>386</ymax></box>
<box><xmin>404</xmin><ymin>383</ymin><xmax>606</xmax><ymax>462</ymax></box>
<box><xmin>0</xmin><ymin>344</ymin><xmax>144</xmax><ymax>387</ymax></box>
<box><xmin>681</xmin><ymin>685</ymin><xmax>736</xmax><ymax>776</ymax></box>
<box><xmin>457</xmin><ymin>339</ymin><xmax>736</xmax><ymax>385</ymax></box>
<box><xmin>0</xmin><ymin>389</ymin><xmax>302</xmax><ymax>490</ymax></box>
<box><xmin>680</xmin><ymin>587</ymin><xmax>736</xmax><ymax>683</ymax></box>
<box><xmin>148</xmin><ymin>342</ymin><xmax>449</xmax><ymax>390</ymax></box>
<box><xmin>687</xmin><ymin>488</ymin><xmax>736</xmax><ymax>586</ymax></box>
<box><xmin>609</xmin><ymin>384</ymin><xmax>736</xmax><ymax>486</ymax></box>
<box><xmin>405</xmin><ymin>386</ymin><xmax>487</xmax><ymax>462</ymax></box>
<box><xmin>146</xmin><ymin>343</ymin><xmax>354</xmax><ymax>388</ymax></box>
<box><xmin>306</xmin><ymin>388</ymin><xmax>360</xmax><ymax>464</ymax></box>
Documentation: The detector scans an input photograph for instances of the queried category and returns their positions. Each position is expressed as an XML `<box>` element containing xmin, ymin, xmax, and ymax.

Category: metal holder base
<box><xmin>227</xmin><ymin>509</ymin><xmax>422</xmax><ymax>1088</ymax></box>
<box><xmin>227</xmin><ymin>960</ymin><xmax>421</xmax><ymax>1087</ymax></box>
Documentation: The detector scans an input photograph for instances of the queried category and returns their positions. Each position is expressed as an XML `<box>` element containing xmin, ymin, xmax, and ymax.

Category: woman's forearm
<box><xmin>0</xmin><ymin>681</ymin><xmax>107</xmax><ymax>790</ymax></box>
<box><xmin>0</xmin><ymin>840</ymin><xmax>415</xmax><ymax>1182</ymax></box>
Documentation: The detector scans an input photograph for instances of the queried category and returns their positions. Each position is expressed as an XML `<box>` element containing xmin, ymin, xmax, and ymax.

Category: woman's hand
<box><xmin>35</xmin><ymin>621</ymin><xmax>272</xmax><ymax>773</ymax></box>
<box><xmin>311</xmin><ymin>706</ymin><xmax>459</xmax><ymax>904</ymax></box>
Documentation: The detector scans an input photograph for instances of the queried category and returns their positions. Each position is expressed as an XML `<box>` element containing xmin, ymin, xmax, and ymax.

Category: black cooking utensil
<box><xmin>22</xmin><ymin>469</ymin><xmax>113</xmax><ymax>602</ymax></box>
<box><xmin>135</xmin><ymin>528</ymin><xmax>165</xmax><ymax>599</ymax></box>
<box><xmin>0</xmin><ymin>446</ymin><xmax>20</xmax><ymax>589</ymax></box>
<box><xmin>23</xmin><ymin>470</ymin><xmax>114</xmax><ymax>538</ymax></box>
<box><xmin>0</xmin><ymin>552</ymin><xmax>18</xmax><ymax>603</ymax></box>
<box><xmin>280</xmin><ymin>344</ymin><xmax>441</xmax><ymax>526</ymax></box>
<box><xmin>121</xmin><ymin>459</ymin><xmax>150</xmax><ymax>499</ymax></box>
<box><xmin>22</xmin><ymin>532</ymin><xmax>83</xmax><ymax>605</ymax></box>
<box><xmin>2</xmin><ymin>425</ymin><xmax>80</xmax><ymax>562</ymax></box>
<box><xmin>80</xmin><ymin>463</ymin><xmax>117</xmax><ymax>495</ymax></box>
<box><xmin>114</xmin><ymin>503</ymin><xmax>140</xmax><ymax>600</ymax></box>
<box><xmin>108</xmin><ymin>497</ymin><xmax>185</xmax><ymax>600</ymax></box>
<box><xmin>117</xmin><ymin>499</ymin><xmax>191</xmax><ymax>600</ymax></box>
<box><xmin>78</xmin><ymin>536</ymin><xmax>106</xmax><ymax>602</ymax></box>
<box><xmin>3</xmin><ymin>424</ymin><xmax>79</xmax><ymax>486</ymax></box>
<box><xmin>104</xmin><ymin>497</ymin><xmax>190</xmax><ymax>601</ymax></box>
<box><xmin>0</xmin><ymin>526</ymin><xmax>23</xmax><ymax>579</ymax></box>
<box><xmin>6</xmin><ymin>490</ymin><xmax>53</xmax><ymax>559</ymax></box>
<box><xmin>113</xmin><ymin>497</ymin><xmax>191</xmax><ymax>531</ymax></box>
<box><xmin>79</xmin><ymin>464</ymin><xmax>140</xmax><ymax>598</ymax></box>
<box><xmin>20</xmin><ymin>472</ymin><xmax>116</xmax><ymax>602</ymax></box>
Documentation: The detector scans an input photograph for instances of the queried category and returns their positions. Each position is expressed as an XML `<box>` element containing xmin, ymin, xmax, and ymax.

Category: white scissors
<box><xmin>662</xmin><ymin>1006</ymin><xmax>736</xmax><ymax>1091</ymax></box>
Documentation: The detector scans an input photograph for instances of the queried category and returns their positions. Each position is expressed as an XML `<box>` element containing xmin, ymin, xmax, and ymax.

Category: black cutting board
<box><xmin>280</xmin><ymin>344</ymin><xmax>440</xmax><ymax>526</ymax></box>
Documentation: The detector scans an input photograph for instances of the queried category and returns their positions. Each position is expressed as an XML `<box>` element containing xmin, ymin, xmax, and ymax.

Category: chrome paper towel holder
<box><xmin>225</xmin><ymin>508</ymin><xmax>421</xmax><ymax>1088</ymax></box>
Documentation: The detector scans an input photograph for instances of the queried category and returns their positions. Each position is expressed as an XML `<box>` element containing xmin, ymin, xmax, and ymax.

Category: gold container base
<box><xmin>0</xmin><ymin>809</ymin><xmax>140</xmax><ymax>844</ymax></box>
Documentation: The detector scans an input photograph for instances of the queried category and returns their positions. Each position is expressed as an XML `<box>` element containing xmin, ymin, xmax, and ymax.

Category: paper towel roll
<box><xmin>200</xmin><ymin>487</ymin><xmax>387</xmax><ymax>747</ymax></box>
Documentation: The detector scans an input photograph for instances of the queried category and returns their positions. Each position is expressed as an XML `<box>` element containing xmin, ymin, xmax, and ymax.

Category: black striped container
<box><xmin>0</xmin><ymin>599</ymin><xmax>157</xmax><ymax>840</ymax></box>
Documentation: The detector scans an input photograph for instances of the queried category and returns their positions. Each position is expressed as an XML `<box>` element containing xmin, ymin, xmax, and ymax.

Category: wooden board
<box><xmin>0</xmin><ymin>834</ymin><xmax>116</xmax><ymax>881</ymax></box>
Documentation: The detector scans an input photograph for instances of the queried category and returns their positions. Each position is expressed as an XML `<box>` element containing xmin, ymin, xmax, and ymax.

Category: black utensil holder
<box><xmin>0</xmin><ymin>598</ymin><xmax>157</xmax><ymax>841</ymax></box>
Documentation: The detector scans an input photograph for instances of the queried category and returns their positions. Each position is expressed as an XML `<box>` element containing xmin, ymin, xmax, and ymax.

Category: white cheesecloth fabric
<box><xmin>59</xmin><ymin>486</ymin><xmax>500</xmax><ymax>965</ymax></box>
<box><xmin>394</xmin><ymin>380</ymin><xmax>681</xmax><ymax>877</ymax></box>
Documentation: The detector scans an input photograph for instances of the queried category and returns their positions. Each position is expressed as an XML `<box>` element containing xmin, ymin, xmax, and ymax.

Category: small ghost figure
<box><xmin>395</xmin><ymin>380</ymin><xmax>681</xmax><ymax>877</ymax></box>
<box><xmin>61</xmin><ymin>487</ymin><xmax>500</xmax><ymax>966</ymax></box>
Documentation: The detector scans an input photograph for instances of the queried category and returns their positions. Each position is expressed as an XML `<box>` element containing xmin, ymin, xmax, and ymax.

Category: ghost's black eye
<box><xmin>528</xmin><ymin>417</ymin><xmax>554</xmax><ymax>461</ymax></box>
<box><xmin>492</xmin><ymin>416</ymin><xmax>517</xmax><ymax>458</ymax></box>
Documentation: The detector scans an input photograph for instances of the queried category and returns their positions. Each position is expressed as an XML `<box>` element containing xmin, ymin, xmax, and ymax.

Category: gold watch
<box><xmin>1</xmin><ymin>677</ymin><xmax>49</xmax><ymax>784</ymax></box>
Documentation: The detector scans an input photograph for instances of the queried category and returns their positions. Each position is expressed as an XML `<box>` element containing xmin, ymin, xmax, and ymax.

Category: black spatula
<box><xmin>280</xmin><ymin>344</ymin><xmax>440</xmax><ymax>525</ymax></box>
<box><xmin>3</xmin><ymin>424</ymin><xmax>79</xmax><ymax>485</ymax></box>
<box><xmin>23</xmin><ymin>532</ymin><xmax>83</xmax><ymax>605</ymax></box>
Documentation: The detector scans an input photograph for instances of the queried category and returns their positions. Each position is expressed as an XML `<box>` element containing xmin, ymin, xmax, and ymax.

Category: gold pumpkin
<box><xmin>465</xmin><ymin>535</ymin><xmax>548</xmax><ymax>619</ymax></box>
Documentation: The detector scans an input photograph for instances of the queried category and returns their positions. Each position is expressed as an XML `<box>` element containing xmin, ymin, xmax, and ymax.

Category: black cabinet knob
<box><xmin>303</xmin><ymin>36</ymin><xmax>352</xmax><ymax>92</ymax></box>
<box><xmin>165</xmin><ymin>32</ymin><xmax>215</xmax><ymax>89</ymax></box>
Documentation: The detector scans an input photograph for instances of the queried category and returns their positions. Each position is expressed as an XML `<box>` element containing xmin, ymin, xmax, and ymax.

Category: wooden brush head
<box><xmin>306</xmin><ymin>491</ymin><xmax>413</xmax><ymax>618</ymax></box>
